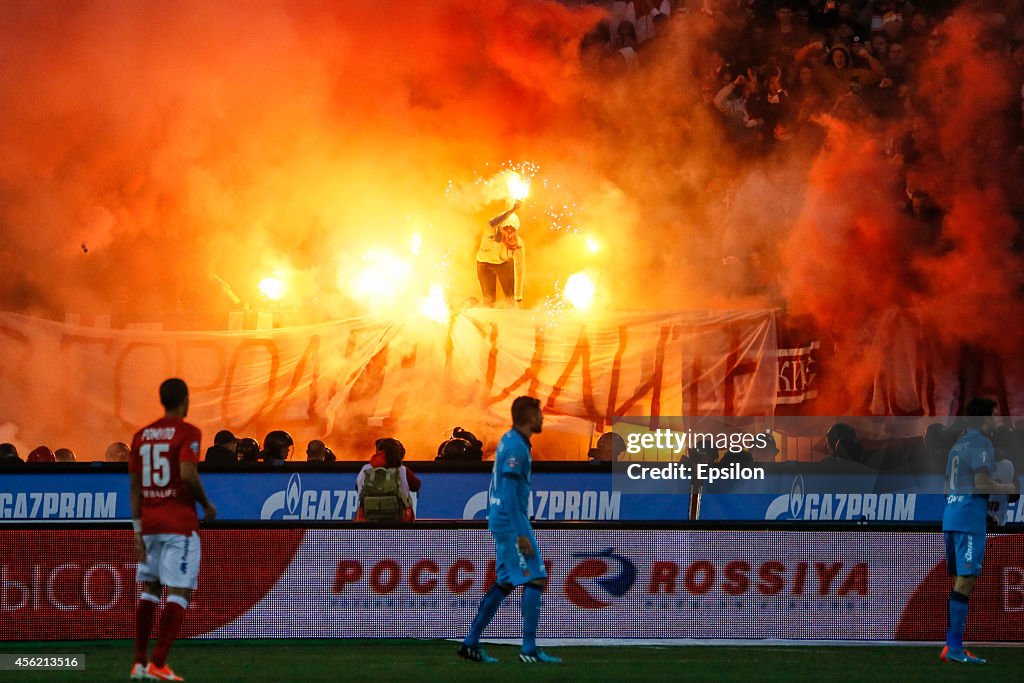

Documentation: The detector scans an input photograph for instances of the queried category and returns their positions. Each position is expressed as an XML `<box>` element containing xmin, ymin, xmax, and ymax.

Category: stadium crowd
<box><xmin>1</xmin><ymin>0</ymin><xmax>1021</xmax><ymax>468</ymax></box>
<box><xmin>3</xmin><ymin>419</ymin><xmax>1023</xmax><ymax>472</ymax></box>
<box><xmin>575</xmin><ymin>0</ymin><xmax>1024</xmax><ymax>297</ymax></box>
<box><xmin>0</xmin><ymin>426</ymin><xmax>487</xmax><ymax>466</ymax></box>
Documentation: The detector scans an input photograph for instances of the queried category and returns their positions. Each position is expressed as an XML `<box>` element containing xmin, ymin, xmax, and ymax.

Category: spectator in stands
<box><xmin>882</xmin><ymin>12</ymin><xmax>905</xmax><ymax>43</ymax></box>
<box><xmin>306</xmin><ymin>440</ymin><xmax>325</xmax><ymax>462</ymax></box>
<box><xmin>833</xmin><ymin>22</ymin><xmax>859</xmax><ymax>49</ymax></box>
<box><xmin>236</xmin><ymin>437</ymin><xmax>261</xmax><ymax>463</ymax></box>
<box><xmin>795</xmin><ymin>40</ymin><xmax>885</xmax><ymax>99</ymax></box>
<box><xmin>629</xmin><ymin>0</ymin><xmax>668</xmax><ymax>44</ymax></box>
<box><xmin>762</xmin><ymin>68</ymin><xmax>791</xmax><ymax>136</ymax></box>
<box><xmin>54</xmin><ymin>448</ymin><xmax>76</xmax><ymax>463</ymax></box>
<box><xmin>589</xmin><ymin>432</ymin><xmax>627</xmax><ymax>463</ymax></box>
<box><xmin>260</xmin><ymin>430</ymin><xmax>294</xmax><ymax>463</ymax></box>
<box><xmin>883</xmin><ymin>41</ymin><xmax>910</xmax><ymax>85</ymax></box>
<box><xmin>355</xmin><ymin>438</ymin><xmax>420</xmax><ymax>522</ymax></box>
<box><xmin>650</xmin><ymin>10</ymin><xmax>670</xmax><ymax>41</ymax></box>
<box><xmin>905</xmin><ymin>190</ymin><xmax>950</xmax><ymax>253</ymax></box>
<box><xmin>766</xmin><ymin>1</ymin><xmax>808</xmax><ymax>64</ymax></box>
<box><xmin>891</xmin><ymin>114</ymin><xmax>933</xmax><ymax>166</ymax></box>
<box><xmin>905</xmin><ymin>11</ymin><xmax>931</xmax><ymax>52</ymax></box>
<box><xmin>477</xmin><ymin>200</ymin><xmax>525</xmax><ymax>308</ymax></box>
<box><xmin>804</xmin><ymin>0</ymin><xmax>838</xmax><ymax>30</ymax></box>
<box><xmin>713</xmin><ymin>71</ymin><xmax>764</xmax><ymax>135</ymax></box>
<box><xmin>792</xmin><ymin>63</ymin><xmax>828</xmax><ymax>122</ymax></box>
<box><xmin>870</xmin><ymin>34</ymin><xmax>889</xmax><ymax>61</ymax></box>
<box><xmin>579</xmin><ymin>30</ymin><xmax>611</xmax><ymax>76</ymax></box>
<box><xmin>617</xmin><ymin>20</ymin><xmax>639</xmax><ymax>51</ymax></box>
<box><xmin>734</xmin><ymin>22</ymin><xmax>770</xmax><ymax>70</ymax></box>
<box><xmin>836</xmin><ymin>1</ymin><xmax>861</xmax><ymax>27</ymax></box>
<box><xmin>28</xmin><ymin>446</ymin><xmax>55</xmax><ymax>463</ymax></box>
<box><xmin>826</xmin><ymin>423</ymin><xmax>865</xmax><ymax>463</ymax></box>
<box><xmin>831</xmin><ymin>77</ymin><xmax>875</xmax><ymax>125</ymax></box>
<box><xmin>924</xmin><ymin>423</ymin><xmax>952</xmax><ymax>452</ymax></box>
<box><xmin>204</xmin><ymin>430</ymin><xmax>237</xmax><ymax>466</ymax></box>
<box><xmin>306</xmin><ymin>439</ymin><xmax>336</xmax><ymax>463</ymax></box>
<box><xmin>699</xmin><ymin>78</ymin><xmax>719</xmax><ymax>111</ymax></box>
<box><xmin>0</xmin><ymin>443</ymin><xmax>24</xmax><ymax>465</ymax></box>
<box><xmin>105</xmin><ymin>441</ymin><xmax>130</xmax><ymax>463</ymax></box>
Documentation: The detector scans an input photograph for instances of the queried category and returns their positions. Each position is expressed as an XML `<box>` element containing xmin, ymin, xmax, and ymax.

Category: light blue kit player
<box><xmin>940</xmin><ymin>398</ymin><xmax>1017</xmax><ymax>664</ymax></box>
<box><xmin>459</xmin><ymin>396</ymin><xmax>561</xmax><ymax>665</ymax></box>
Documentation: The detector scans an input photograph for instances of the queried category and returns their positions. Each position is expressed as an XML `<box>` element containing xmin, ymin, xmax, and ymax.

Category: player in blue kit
<box><xmin>458</xmin><ymin>396</ymin><xmax>561</xmax><ymax>664</ymax></box>
<box><xmin>940</xmin><ymin>398</ymin><xmax>1018</xmax><ymax>664</ymax></box>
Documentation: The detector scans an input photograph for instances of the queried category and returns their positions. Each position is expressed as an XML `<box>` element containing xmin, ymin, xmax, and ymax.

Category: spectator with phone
<box><xmin>795</xmin><ymin>40</ymin><xmax>886</xmax><ymax>100</ymax></box>
<box><xmin>713</xmin><ymin>69</ymin><xmax>765</xmax><ymax>135</ymax></box>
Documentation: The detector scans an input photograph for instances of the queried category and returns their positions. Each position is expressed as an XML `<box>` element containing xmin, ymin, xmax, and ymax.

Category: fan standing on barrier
<box><xmin>128</xmin><ymin>378</ymin><xmax>217</xmax><ymax>682</ymax></box>
<box><xmin>458</xmin><ymin>395</ymin><xmax>561</xmax><ymax>664</ymax></box>
<box><xmin>940</xmin><ymin>397</ymin><xmax>1018</xmax><ymax>665</ymax></box>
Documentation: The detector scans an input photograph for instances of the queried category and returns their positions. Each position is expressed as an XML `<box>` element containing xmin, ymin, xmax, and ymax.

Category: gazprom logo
<box><xmin>260</xmin><ymin>473</ymin><xmax>304</xmax><ymax>520</ymax></box>
<box><xmin>765</xmin><ymin>474</ymin><xmax>805</xmax><ymax>521</ymax></box>
<box><xmin>789</xmin><ymin>475</ymin><xmax>805</xmax><ymax>519</ymax></box>
<box><xmin>286</xmin><ymin>473</ymin><xmax>302</xmax><ymax>516</ymax></box>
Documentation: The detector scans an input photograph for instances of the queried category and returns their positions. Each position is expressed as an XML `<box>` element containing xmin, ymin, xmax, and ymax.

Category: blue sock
<box><xmin>947</xmin><ymin>590</ymin><xmax>969</xmax><ymax>652</ymax></box>
<box><xmin>521</xmin><ymin>585</ymin><xmax>543</xmax><ymax>654</ymax></box>
<box><xmin>464</xmin><ymin>584</ymin><xmax>509</xmax><ymax>648</ymax></box>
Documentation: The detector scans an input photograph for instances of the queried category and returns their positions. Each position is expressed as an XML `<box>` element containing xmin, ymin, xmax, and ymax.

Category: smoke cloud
<box><xmin>0</xmin><ymin>0</ymin><xmax>1021</xmax><ymax>456</ymax></box>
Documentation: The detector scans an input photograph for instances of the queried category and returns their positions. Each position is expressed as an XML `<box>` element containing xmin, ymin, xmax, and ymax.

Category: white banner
<box><xmin>0</xmin><ymin>309</ymin><xmax>778</xmax><ymax>458</ymax></box>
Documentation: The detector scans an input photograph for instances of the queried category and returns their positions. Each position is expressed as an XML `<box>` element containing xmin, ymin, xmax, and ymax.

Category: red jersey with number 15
<box><xmin>129</xmin><ymin>417</ymin><xmax>201</xmax><ymax>535</ymax></box>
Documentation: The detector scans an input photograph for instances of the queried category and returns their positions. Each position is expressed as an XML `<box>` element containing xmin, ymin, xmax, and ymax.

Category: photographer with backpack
<box><xmin>355</xmin><ymin>438</ymin><xmax>420</xmax><ymax>522</ymax></box>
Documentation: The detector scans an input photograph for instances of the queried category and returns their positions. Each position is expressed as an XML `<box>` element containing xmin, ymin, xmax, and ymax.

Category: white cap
<box><xmin>500</xmin><ymin>213</ymin><xmax>520</xmax><ymax>230</ymax></box>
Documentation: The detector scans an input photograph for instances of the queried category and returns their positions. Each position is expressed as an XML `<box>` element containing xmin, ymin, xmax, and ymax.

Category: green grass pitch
<box><xmin>1</xmin><ymin>639</ymin><xmax>1021</xmax><ymax>682</ymax></box>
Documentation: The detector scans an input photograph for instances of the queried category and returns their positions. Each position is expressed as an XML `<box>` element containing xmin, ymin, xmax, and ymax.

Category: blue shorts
<box><xmin>492</xmin><ymin>531</ymin><xmax>546</xmax><ymax>587</ymax></box>
<box><xmin>944</xmin><ymin>531</ymin><xmax>986</xmax><ymax>577</ymax></box>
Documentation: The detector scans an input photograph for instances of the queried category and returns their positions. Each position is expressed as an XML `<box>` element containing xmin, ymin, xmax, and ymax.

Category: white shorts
<box><xmin>136</xmin><ymin>532</ymin><xmax>201</xmax><ymax>589</ymax></box>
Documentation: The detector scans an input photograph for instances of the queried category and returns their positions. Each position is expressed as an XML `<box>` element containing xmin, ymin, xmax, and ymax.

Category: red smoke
<box><xmin>0</xmin><ymin>0</ymin><xmax>603</xmax><ymax>317</ymax></box>
<box><xmin>782</xmin><ymin>7</ymin><xmax>1024</xmax><ymax>413</ymax></box>
<box><xmin>0</xmin><ymin>0</ymin><xmax>1021</xmax><ymax>442</ymax></box>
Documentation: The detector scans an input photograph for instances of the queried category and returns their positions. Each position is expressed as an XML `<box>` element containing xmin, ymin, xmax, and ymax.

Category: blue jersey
<box><xmin>942</xmin><ymin>429</ymin><xmax>994</xmax><ymax>534</ymax></box>
<box><xmin>488</xmin><ymin>428</ymin><xmax>532</xmax><ymax>535</ymax></box>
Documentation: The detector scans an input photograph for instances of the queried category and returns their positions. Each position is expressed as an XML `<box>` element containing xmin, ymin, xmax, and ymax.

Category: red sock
<box><xmin>150</xmin><ymin>599</ymin><xmax>186</xmax><ymax>668</ymax></box>
<box><xmin>134</xmin><ymin>595</ymin><xmax>159</xmax><ymax>665</ymax></box>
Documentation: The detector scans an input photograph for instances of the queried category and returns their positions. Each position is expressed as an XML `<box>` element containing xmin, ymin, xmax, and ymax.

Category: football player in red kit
<box><xmin>129</xmin><ymin>378</ymin><xmax>216</xmax><ymax>682</ymax></box>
